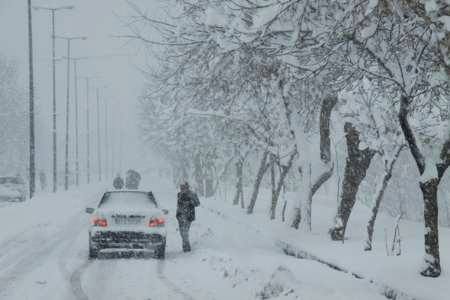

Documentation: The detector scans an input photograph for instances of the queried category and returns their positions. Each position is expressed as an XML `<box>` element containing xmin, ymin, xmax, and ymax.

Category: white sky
<box><xmin>0</xmin><ymin>0</ymin><xmax>162</xmax><ymax>178</ymax></box>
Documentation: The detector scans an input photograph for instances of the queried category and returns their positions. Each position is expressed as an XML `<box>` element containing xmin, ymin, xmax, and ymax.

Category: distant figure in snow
<box><xmin>113</xmin><ymin>174</ymin><xmax>124</xmax><ymax>190</ymax></box>
<box><xmin>125</xmin><ymin>169</ymin><xmax>141</xmax><ymax>190</ymax></box>
<box><xmin>176</xmin><ymin>182</ymin><xmax>200</xmax><ymax>252</ymax></box>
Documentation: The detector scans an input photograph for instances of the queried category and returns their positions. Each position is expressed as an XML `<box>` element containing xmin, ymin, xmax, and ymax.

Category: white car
<box><xmin>86</xmin><ymin>190</ymin><xmax>168</xmax><ymax>259</ymax></box>
<box><xmin>0</xmin><ymin>176</ymin><xmax>26</xmax><ymax>202</ymax></box>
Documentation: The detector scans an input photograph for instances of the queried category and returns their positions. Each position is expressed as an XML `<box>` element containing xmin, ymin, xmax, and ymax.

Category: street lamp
<box><xmin>27</xmin><ymin>0</ymin><xmax>35</xmax><ymax>198</ymax></box>
<box><xmin>94</xmin><ymin>84</ymin><xmax>108</xmax><ymax>183</ymax></box>
<box><xmin>57</xmin><ymin>36</ymin><xmax>87</xmax><ymax>191</ymax></box>
<box><xmin>78</xmin><ymin>75</ymin><xmax>96</xmax><ymax>185</ymax></box>
<box><xmin>34</xmin><ymin>5</ymin><xmax>74</xmax><ymax>193</ymax></box>
<box><xmin>66</xmin><ymin>57</ymin><xmax>89</xmax><ymax>187</ymax></box>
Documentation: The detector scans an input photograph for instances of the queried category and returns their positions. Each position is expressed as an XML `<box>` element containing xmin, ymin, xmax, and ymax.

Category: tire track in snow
<box><xmin>0</xmin><ymin>227</ymin><xmax>38</xmax><ymax>261</ymax></box>
<box><xmin>0</xmin><ymin>212</ymin><xmax>86</xmax><ymax>298</ymax></box>
<box><xmin>0</xmin><ymin>234</ymin><xmax>69</xmax><ymax>298</ymax></box>
<box><xmin>69</xmin><ymin>259</ymin><xmax>91</xmax><ymax>300</ymax></box>
<box><xmin>57</xmin><ymin>230</ymin><xmax>93</xmax><ymax>300</ymax></box>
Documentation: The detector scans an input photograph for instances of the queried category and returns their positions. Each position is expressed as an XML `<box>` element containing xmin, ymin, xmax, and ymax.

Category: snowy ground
<box><xmin>0</xmin><ymin>177</ymin><xmax>394</xmax><ymax>300</ymax></box>
<box><xmin>209</xmin><ymin>184</ymin><xmax>450</xmax><ymax>300</ymax></box>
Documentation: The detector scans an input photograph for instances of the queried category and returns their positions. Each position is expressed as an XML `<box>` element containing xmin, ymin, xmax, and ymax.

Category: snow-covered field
<box><xmin>0</xmin><ymin>175</ymin><xmax>402</xmax><ymax>300</ymax></box>
<box><xmin>208</xmin><ymin>185</ymin><xmax>450</xmax><ymax>300</ymax></box>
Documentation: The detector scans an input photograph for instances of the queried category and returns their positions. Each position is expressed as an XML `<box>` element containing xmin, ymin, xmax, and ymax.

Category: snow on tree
<box><xmin>129</xmin><ymin>0</ymin><xmax>450</xmax><ymax>277</ymax></box>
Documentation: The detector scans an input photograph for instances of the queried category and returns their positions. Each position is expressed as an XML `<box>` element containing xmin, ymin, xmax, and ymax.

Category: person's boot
<box><xmin>183</xmin><ymin>242</ymin><xmax>191</xmax><ymax>252</ymax></box>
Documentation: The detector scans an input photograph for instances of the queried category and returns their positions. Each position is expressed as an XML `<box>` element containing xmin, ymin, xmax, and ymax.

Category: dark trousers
<box><xmin>178</xmin><ymin>218</ymin><xmax>192</xmax><ymax>251</ymax></box>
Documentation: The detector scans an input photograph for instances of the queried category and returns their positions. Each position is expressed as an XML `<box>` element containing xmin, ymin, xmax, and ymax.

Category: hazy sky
<box><xmin>0</xmin><ymin>0</ymin><xmax>162</xmax><ymax>177</ymax></box>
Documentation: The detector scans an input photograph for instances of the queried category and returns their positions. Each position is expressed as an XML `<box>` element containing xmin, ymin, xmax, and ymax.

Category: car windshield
<box><xmin>98</xmin><ymin>192</ymin><xmax>157</xmax><ymax>210</ymax></box>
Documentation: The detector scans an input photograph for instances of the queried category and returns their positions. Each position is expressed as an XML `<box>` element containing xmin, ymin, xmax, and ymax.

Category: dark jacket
<box><xmin>176</xmin><ymin>190</ymin><xmax>200</xmax><ymax>222</ymax></box>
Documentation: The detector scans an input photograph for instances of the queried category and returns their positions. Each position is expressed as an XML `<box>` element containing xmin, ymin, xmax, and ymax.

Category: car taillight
<box><xmin>92</xmin><ymin>217</ymin><xmax>108</xmax><ymax>227</ymax></box>
<box><xmin>149</xmin><ymin>217</ymin><xmax>165</xmax><ymax>227</ymax></box>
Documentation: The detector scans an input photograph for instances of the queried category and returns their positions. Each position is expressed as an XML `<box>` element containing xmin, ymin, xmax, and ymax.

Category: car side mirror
<box><xmin>85</xmin><ymin>207</ymin><xmax>95</xmax><ymax>214</ymax></box>
<box><xmin>162</xmin><ymin>209</ymin><xmax>169</xmax><ymax>215</ymax></box>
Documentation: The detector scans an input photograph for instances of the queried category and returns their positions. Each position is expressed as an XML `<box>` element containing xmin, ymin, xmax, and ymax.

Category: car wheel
<box><xmin>89</xmin><ymin>247</ymin><xmax>98</xmax><ymax>259</ymax></box>
<box><xmin>155</xmin><ymin>240</ymin><xmax>166</xmax><ymax>259</ymax></box>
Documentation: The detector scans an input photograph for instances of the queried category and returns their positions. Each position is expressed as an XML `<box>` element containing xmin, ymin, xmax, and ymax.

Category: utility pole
<box><xmin>78</xmin><ymin>73</ymin><xmax>95</xmax><ymax>185</ymax></box>
<box><xmin>104</xmin><ymin>98</ymin><xmax>109</xmax><ymax>180</ymax></box>
<box><xmin>72</xmin><ymin>59</ymin><xmax>90</xmax><ymax>186</ymax></box>
<box><xmin>27</xmin><ymin>0</ymin><xmax>35</xmax><ymax>198</ymax></box>
<box><xmin>110</xmin><ymin>104</ymin><xmax>115</xmax><ymax>178</ymax></box>
<box><xmin>119</xmin><ymin>101</ymin><xmax>124</xmax><ymax>174</ymax></box>
<box><xmin>83</xmin><ymin>77</ymin><xmax>91</xmax><ymax>184</ymax></box>
<box><xmin>73</xmin><ymin>60</ymin><xmax>80</xmax><ymax>186</ymax></box>
<box><xmin>96</xmin><ymin>87</ymin><xmax>102</xmax><ymax>182</ymax></box>
<box><xmin>34</xmin><ymin>5</ymin><xmax>74</xmax><ymax>193</ymax></box>
<box><xmin>57</xmin><ymin>36</ymin><xmax>87</xmax><ymax>190</ymax></box>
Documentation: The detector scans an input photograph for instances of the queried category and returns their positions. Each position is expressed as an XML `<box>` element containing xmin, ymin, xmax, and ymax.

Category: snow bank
<box><xmin>0</xmin><ymin>185</ymin><xmax>105</xmax><ymax>245</ymax></box>
<box><xmin>206</xmin><ymin>188</ymin><xmax>450</xmax><ymax>300</ymax></box>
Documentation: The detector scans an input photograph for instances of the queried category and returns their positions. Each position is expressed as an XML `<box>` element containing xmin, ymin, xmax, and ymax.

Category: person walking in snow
<box><xmin>113</xmin><ymin>174</ymin><xmax>124</xmax><ymax>190</ymax></box>
<box><xmin>176</xmin><ymin>182</ymin><xmax>200</xmax><ymax>252</ymax></box>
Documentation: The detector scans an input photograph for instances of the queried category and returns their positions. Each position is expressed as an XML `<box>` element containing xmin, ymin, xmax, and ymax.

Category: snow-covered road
<box><xmin>0</xmin><ymin>180</ymin><xmax>388</xmax><ymax>300</ymax></box>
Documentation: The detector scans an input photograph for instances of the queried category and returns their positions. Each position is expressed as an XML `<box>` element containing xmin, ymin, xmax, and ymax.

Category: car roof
<box><xmin>105</xmin><ymin>190</ymin><xmax>152</xmax><ymax>194</ymax></box>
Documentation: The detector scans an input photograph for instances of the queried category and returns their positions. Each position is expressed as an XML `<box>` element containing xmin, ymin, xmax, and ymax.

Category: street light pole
<box><xmin>96</xmin><ymin>87</ymin><xmax>102</xmax><ymax>182</ymax></box>
<box><xmin>64</xmin><ymin>38</ymin><xmax>71</xmax><ymax>191</ymax></box>
<box><xmin>110</xmin><ymin>104</ymin><xmax>115</xmax><ymax>178</ymax></box>
<box><xmin>104</xmin><ymin>98</ymin><xmax>109</xmax><ymax>180</ymax></box>
<box><xmin>83</xmin><ymin>77</ymin><xmax>91</xmax><ymax>184</ymax></box>
<box><xmin>73</xmin><ymin>60</ymin><xmax>79</xmax><ymax>186</ymax></box>
<box><xmin>34</xmin><ymin>5</ymin><xmax>74</xmax><ymax>193</ymax></box>
<box><xmin>27</xmin><ymin>0</ymin><xmax>35</xmax><ymax>198</ymax></box>
<box><xmin>57</xmin><ymin>36</ymin><xmax>87</xmax><ymax>190</ymax></box>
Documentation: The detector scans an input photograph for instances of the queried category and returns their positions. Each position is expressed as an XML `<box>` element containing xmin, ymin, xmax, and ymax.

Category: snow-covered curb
<box><xmin>202</xmin><ymin>202</ymin><xmax>422</xmax><ymax>300</ymax></box>
<box><xmin>277</xmin><ymin>240</ymin><xmax>419</xmax><ymax>300</ymax></box>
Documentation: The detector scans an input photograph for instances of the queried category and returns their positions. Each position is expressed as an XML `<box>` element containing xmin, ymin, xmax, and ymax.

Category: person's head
<box><xmin>180</xmin><ymin>182</ymin><xmax>189</xmax><ymax>192</ymax></box>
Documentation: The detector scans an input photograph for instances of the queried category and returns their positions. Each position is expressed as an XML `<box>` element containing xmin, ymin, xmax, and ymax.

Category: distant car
<box><xmin>86</xmin><ymin>190</ymin><xmax>168</xmax><ymax>259</ymax></box>
<box><xmin>0</xmin><ymin>176</ymin><xmax>26</xmax><ymax>202</ymax></box>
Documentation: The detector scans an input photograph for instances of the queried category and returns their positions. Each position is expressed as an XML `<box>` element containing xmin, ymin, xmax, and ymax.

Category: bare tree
<box><xmin>247</xmin><ymin>150</ymin><xmax>270</xmax><ymax>214</ymax></box>
<box><xmin>329</xmin><ymin>123</ymin><xmax>376</xmax><ymax>240</ymax></box>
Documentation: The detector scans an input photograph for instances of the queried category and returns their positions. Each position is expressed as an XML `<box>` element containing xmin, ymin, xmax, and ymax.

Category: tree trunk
<box><xmin>293</xmin><ymin>95</ymin><xmax>337</xmax><ymax>230</ymax></box>
<box><xmin>240</xmin><ymin>186</ymin><xmax>245</xmax><ymax>209</ymax></box>
<box><xmin>303</xmin><ymin>164</ymin><xmax>334</xmax><ymax>231</ymax></box>
<box><xmin>420</xmin><ymin>178</ymin><xmax>441</xmax><ymax>277</ymax></box>
<box><xmin>365</xmin><ymin>145</ymin><xmax>404</xmax><ymax>251</ymax></box>
<box><xmin>233</xmin><ymin>158</ymin><xmax>244</xmax><ymax>205</ymax></box>
<box><xmin>204</xmin><ymin>157</ymin><xmax>215</xmax><ymax>197</ymax></box>
<box><xmin>398</xmin><ymin>94</ymin><xmax>450</xmax><ymax>277</ymax></box>
<box><xmin>281</xmin><ymin>200</ymin><xmax>287</xmax><ymax>222</ymax></box>
<box><xmin>194</xmin><ymin>153</ymin><xmax>204</xmax><ymax>196</ymax></box>
<box><xmin>270</xmin><ymin>154</ymin><xmax>276</xmax><ymax>218</ymax></box>
<box><xmin>329</xmin><ymin>123</ymin><xmax>375</xmax><ymax>240</ymax></box>
<box><xmin>270</xmin><ymin>151</ymin><xmax>296</xmax><ymax>220</ymax></box>
<box><xmin>247</xmin><ymin>151</ymin><xmax>270</xmax><ymax>214</ymax></box>
<box><xmin>320</xmin><ymin>95</ymin><xmax>337</xmax><ymax>164</ymax></box>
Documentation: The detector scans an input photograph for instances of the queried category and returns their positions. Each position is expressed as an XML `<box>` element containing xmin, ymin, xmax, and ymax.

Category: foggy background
<box><xmin>0</xmin><ymin>0</ymin><xmax>162</xmax><ymax>180</ymax></box>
